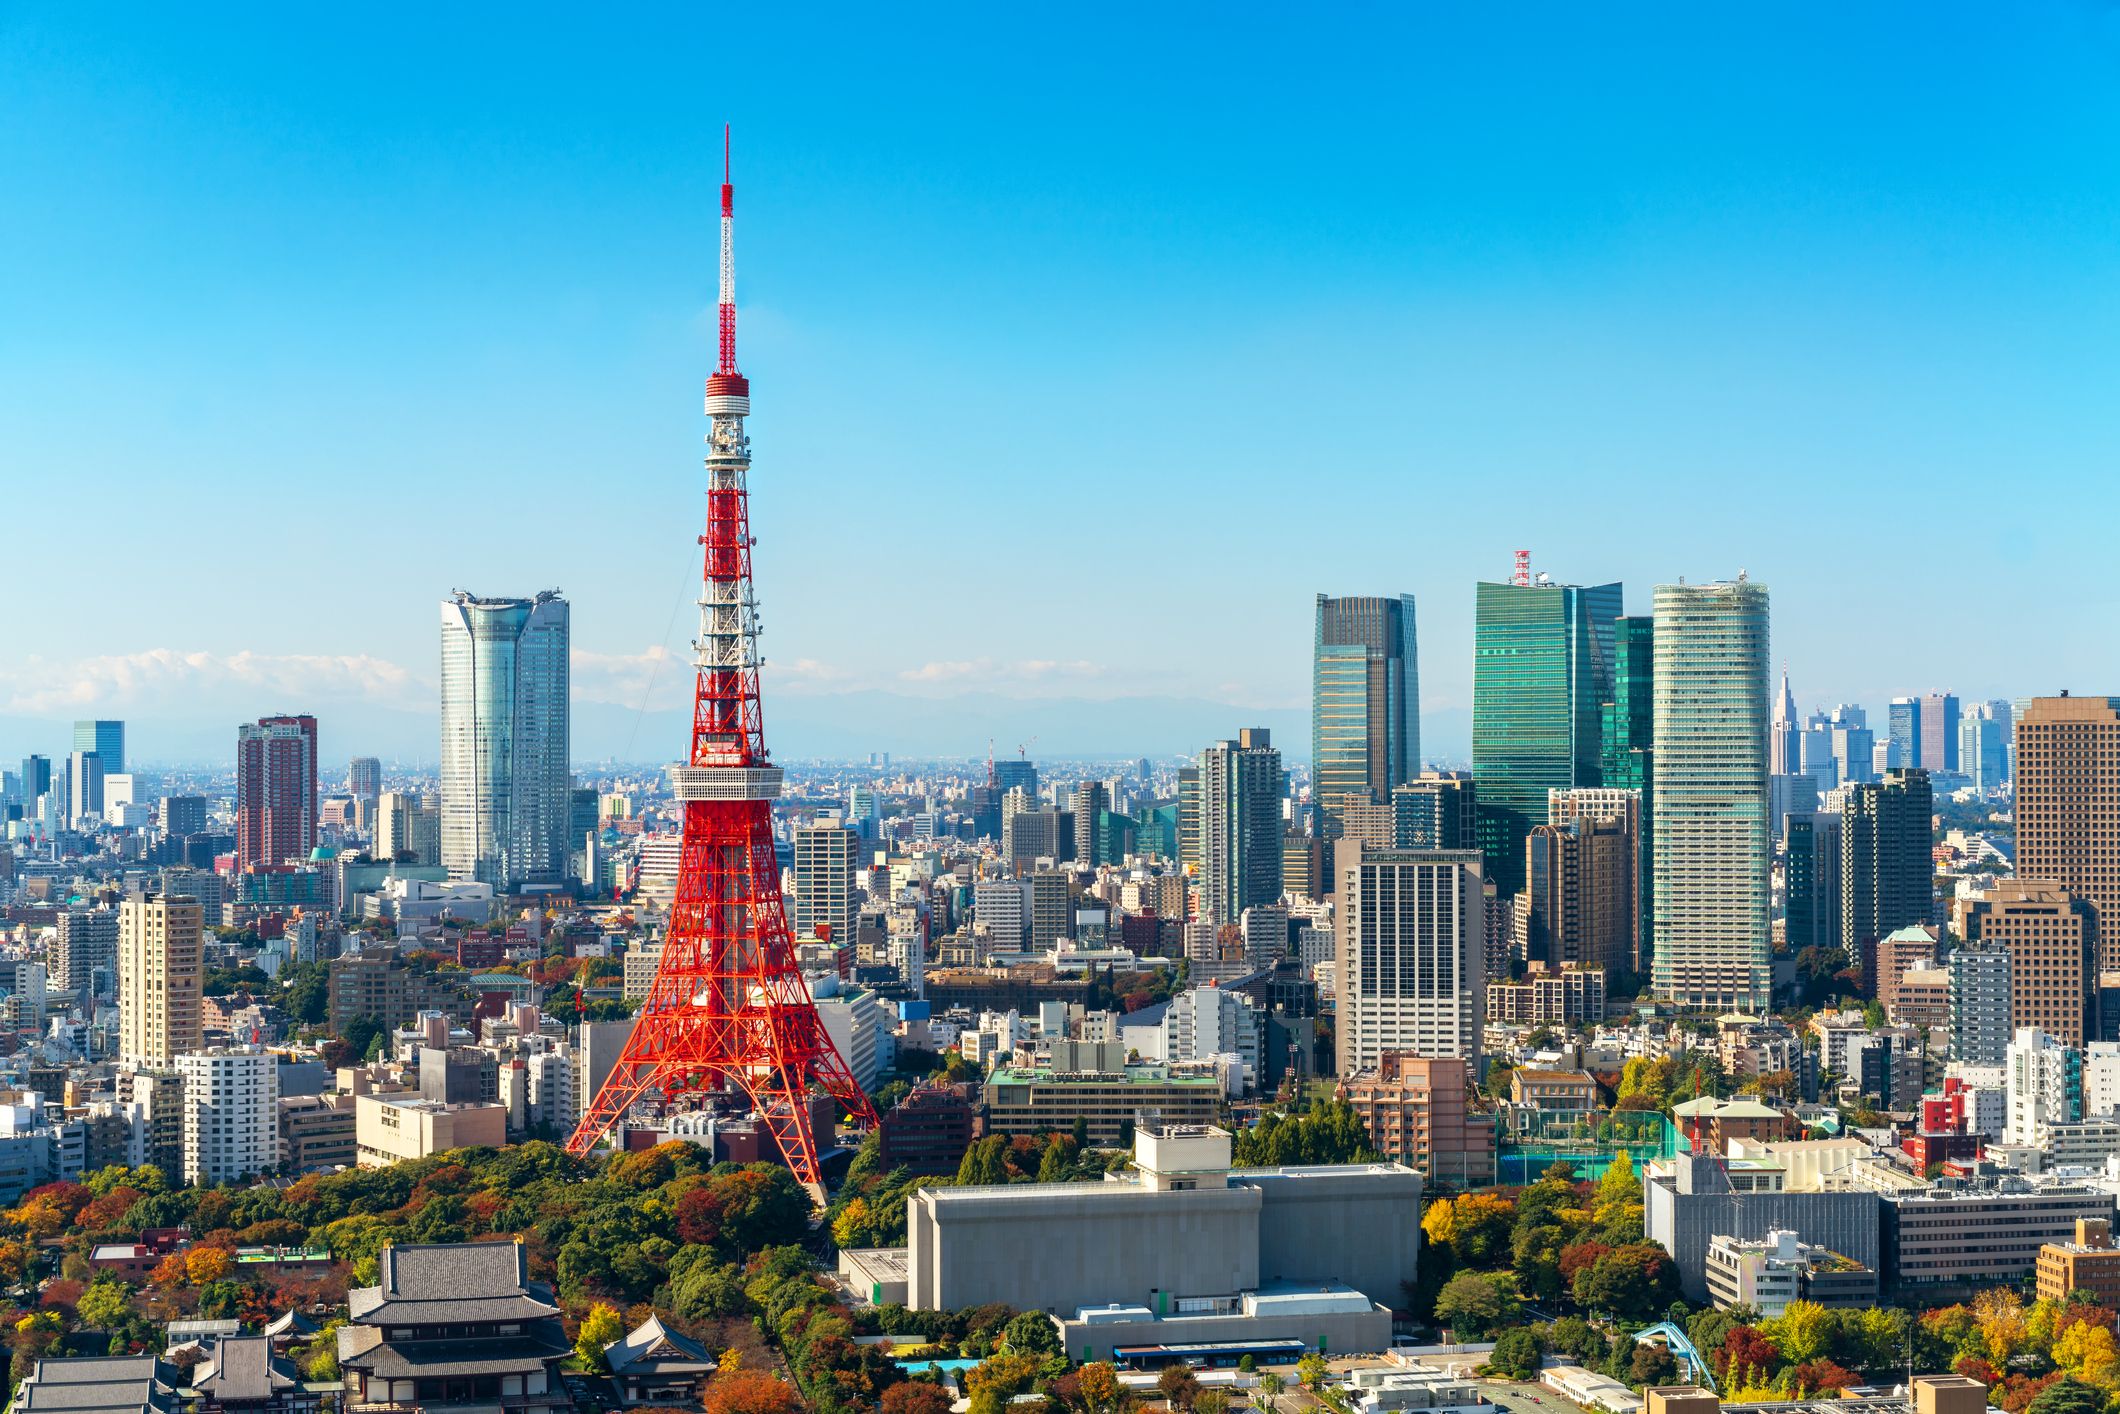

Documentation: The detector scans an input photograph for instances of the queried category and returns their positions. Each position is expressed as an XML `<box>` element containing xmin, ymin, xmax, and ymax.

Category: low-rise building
<box><xmin>603</xmin><ymin>1315</ymin><xmax>713</xmax><ymax>1407</ymax></box>
<box><xmin>1702</xmin><ymin>1228</ymin><xmax>1878</xmax><ymax>1316</ymax></box>
<box><xmin>193</xmin><ymin>1335</ymin><xmax>314</xmax><ymax>1414</ymax></box>
<box><xmin>1508</xmin><ymin>1069</ymin><xmax>1597</xmax><ymax>1112</ymax></box>
<box><xmin>981</xmin><ymin>1062</ymin><xmax>1221</xmax><ymax>1144</ymax></box>
<box><xmin>1887</xmin><ymin>1177</ymin><xmax>2119</xmax><ymax>1295</ymax></box>
<box><xmin>2036</xmin><ymin>1217</ymin><xmax>2120</xmax><ymax>1307</ymax></box>
<box><xmin>877</xmin><ymin>1083</ymin><xmax>976</xmax><ymax>1175</ymax></box>
<box><xmin>353</xmin><ymin>1092</ymin><xmax>507</xmax><ymax>1167</ymax></box>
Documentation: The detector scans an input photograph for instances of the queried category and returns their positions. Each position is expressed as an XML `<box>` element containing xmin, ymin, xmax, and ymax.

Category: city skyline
<box><xmin>9</xmin><ymin>8</ymin><xmax>2120</xmax><ymax>763</ymax></box>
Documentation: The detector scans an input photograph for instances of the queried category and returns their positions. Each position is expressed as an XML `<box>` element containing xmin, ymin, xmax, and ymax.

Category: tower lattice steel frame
<box><xmin>568</xmin><ymin>131</ymin><xmax>878</xmax><ymax>1186</ymax></box>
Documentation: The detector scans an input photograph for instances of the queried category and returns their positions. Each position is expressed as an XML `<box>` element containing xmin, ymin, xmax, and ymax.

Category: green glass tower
<box><xmin>1471</xmin><ymin>578</ymin><xmax>1622</xmax><ymax>894</ymax></box>
<box><xmin>1602</xmin><ymin>615</ymin><xmax>1655</xmax><ymax>971</ymax></box>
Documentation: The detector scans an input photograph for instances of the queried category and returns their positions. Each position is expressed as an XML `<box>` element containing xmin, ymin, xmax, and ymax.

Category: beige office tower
<box><xmin>2014</xmin><ymin>696</ymin><xmax>2120</xmax><ymax>970</ymax></box>
<box><xmin>1650</xmin><ymin>577</ymin><xmax>1771</xmax><ymax>1011</ymax></box>
<box><xmin>1336</xmin><ymin>844</ymin><xmax>1483</xmax><ymax>1076</ymax></box>
<box><xmin>119</xmin><ymin>894</ymin><xmax>204</xmax><ymax>1066</ymax></box>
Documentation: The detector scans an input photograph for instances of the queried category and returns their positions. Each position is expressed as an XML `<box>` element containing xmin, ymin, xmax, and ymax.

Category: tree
<box><xmin>704</xmin><ymin>1371</ymin><xmax>800</xmax><ymax>1414</ymax></box>
<box><xmin>1037</xmin><ymin>1137</ymin><xmax>1071</xmax><ymax>1184</ymax></box>
<box><xmin>75</xmin><ymin>1283</ymin><xmax>128</xmax><ymax>1331</ymax></box>
<box><xmin>1295</xmin><ymin>1354</ymin><xmax>1330</xmax><ymax>1392</ymax></box>
<box><xmin>1491</xmin><ymin>1329</ymin><xmax>1543</xmax><ymax>1380</ymax></box>
<box><xmin>1434</xmin><ymin>1272</ymin><xmax>1516</xmax><ymax>1339</ymax></box>
<box><xmin>1077</xmin><ymin>1362</ymin><xmax>1126</xmax><ymax>1414</ymax></box>
<box><xmin>969</xmin><ymin>1353</ymin><xmax>1041</xmax><ymax>1400</ymax></box>
<box><xmin>1715</xmin><ymin>1327</ymin><xmax>1780</xmax><ymax>1382</ymax></box>
<box><xmin>2028</xmin><ymin>1379</ymin><xmax>2108</xmax><ymax>1414</ymax></box>
<box><xmin>1006</xmin><ymin>1311</ymin><xmax>1061</xmax><ymax>1357</ymax></box>
<box><xmin>576</xmin><ymin>1302</ymin><xmax>624</xmax><ymax>1369</ymax></box>
<box><xmin>1073</xmin><ymin>1114</ymin><xmax>1090</xmax><ymax>1149</ymax></box>
<box><xmin>1193</xmin><ymin>1391</ymin><xmax>1230</xmax><ymax>1414</ymax></box>
<box><xmin>1628</xmin><ymin>1345</ymin><xmax>1678</xmax><ymax>1388</ymax></box>
<box><xmin>1576</xmin><ymin>1244</ymin><xmax>1680</xmax><ymax>1321</ymax></box>
<box><xmin>884</xmin><ymin>1384</ymin><xmax>956</xmax><ymax>1414</ymax></box>
<box><xmin>1157</xmin><ymin>1365</ymin><xmax>1202</xmax><ymax>1411</ymax></box>
<box><xmin>1258</xmin><ymin>1372</ymin><xmax>1284</xmax><ymax>1412</ymax></box>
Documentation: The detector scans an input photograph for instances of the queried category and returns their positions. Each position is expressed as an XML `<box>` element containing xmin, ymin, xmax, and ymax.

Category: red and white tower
<box><xmin>569</xmin><ymin>131</ymin><xmax>878</xmax><ymax>1187</ymax></box>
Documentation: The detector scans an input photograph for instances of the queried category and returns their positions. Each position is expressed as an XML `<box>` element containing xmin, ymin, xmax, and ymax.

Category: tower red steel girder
<box><xmin>567</xmin><ymin>131</ymin><xmax>878</xmax><ymax>1187</ymax></box>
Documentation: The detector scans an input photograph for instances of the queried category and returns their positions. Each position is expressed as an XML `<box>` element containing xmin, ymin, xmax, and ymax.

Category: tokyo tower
<box><xmin>568</xmin><ymin>130</ymin><xmax>879</xmax><ymax>1189</ymax></box>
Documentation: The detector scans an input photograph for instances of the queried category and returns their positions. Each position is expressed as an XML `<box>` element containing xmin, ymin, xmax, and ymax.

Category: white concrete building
<box><xmin>175</xmin><ymin>1048</ymin><xmax>279</xmax><ymax>1186</ymax></box>
<box><xmin>1162</xmin><ymin>985</ymin><xmax>1265</xmax><ymax>1086</ymax></box>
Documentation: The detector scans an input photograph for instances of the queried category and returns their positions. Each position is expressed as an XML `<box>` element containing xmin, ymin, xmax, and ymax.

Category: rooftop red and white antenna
<box><xmin>1512</xmin><ymin>549</ymin><xmax>1531</xmax><ymax>587</ymax></box>
<box><xmin>718</xmin><ymin>124</ymin><xmax>739</xmax><ymax>378</ymax></box>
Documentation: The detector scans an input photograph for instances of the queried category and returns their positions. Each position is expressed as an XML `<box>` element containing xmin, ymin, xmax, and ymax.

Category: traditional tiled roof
<box><xmin>261</xmin><ymin>1311</ymin><xmax>319</xmax><ymax>1341</ymax></box>
<box><xmin>347</xmin><ymin>1242</ymin><xmax>557</xmax><ymax>1325</ymax></box>
<box><xmin>605</xmin><ymin>1315</ymin><xmax>712</xmax><ymax>1375</ymax></box>
<box><xmin>12</xmin><ymin>1357</ymin><xmax>181</xmax><ymax>1414</ymax></box>
<box><xmin>345</xmin><ymin>1332</ymin><xmax>571</xmax><ymax>1380</ymax></box>
<box><xmin>195</xmin><ymin>1338</ymin><xmax>298</xmax><ymax>1404</ymax></box>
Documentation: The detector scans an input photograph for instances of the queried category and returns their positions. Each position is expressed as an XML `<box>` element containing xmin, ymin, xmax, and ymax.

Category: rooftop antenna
<box><xmin>1512</xmin><ymin>550</ymin><xmax>1531</xmax><ymax>587</ymax></box>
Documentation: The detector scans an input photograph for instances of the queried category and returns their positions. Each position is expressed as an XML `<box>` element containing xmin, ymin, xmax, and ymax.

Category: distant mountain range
<box><xmin>0</xmin><ymin>697</ymin><xmax>1472</xmax><ymax>772</ymax></box>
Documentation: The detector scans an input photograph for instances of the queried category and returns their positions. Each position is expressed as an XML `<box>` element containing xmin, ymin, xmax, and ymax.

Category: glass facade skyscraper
<box><xmin>1311</xmin><ymin>594</ymin><xmax>1420</xmax><ymax>838</ymax></box>
<box><xmin>1650</xmin><ymin>577</ymin><xmax>1771</xmax><ymax>1011</ymax></box>
<box><xmin>1198</xmin><ymin>728</ymin><xmax>1284</xmax><ymax>926</ymax></box>
<box><xmin>71</xmin><ymin>720</ymin><xmax>124</xmax><ymax>777</ymax></box>
<box><xmin>440</xmin><ymin>590</ymin><xmax>571</xmax><ymax>891</ymax></box>
<box><xmin>1471</xmin><ymin>578</ymin><xmax>1621</xmax><ymax>894</ymax></box>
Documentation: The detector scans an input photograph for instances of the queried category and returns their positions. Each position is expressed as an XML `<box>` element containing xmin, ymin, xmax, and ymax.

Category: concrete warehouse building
<box><xmin>900</xmin><ymin>1124</ymin><xmax>1421</xmax><ymax>1362</ymax></box>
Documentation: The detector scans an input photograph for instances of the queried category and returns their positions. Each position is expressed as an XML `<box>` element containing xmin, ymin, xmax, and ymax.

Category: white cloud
<box><xmin>897</xmin><ymin>657</ymin><xmax>1110</xmax><ymax>690</ymax></box>
<box><xmin>0</xmin><ymin>650</ymin><xmax>425</xmax><ymax>717</ymax></box>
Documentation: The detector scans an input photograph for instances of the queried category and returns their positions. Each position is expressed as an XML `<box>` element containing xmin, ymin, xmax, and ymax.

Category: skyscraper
<box><xmin>1072</xmin><ymin>780</ymin><xmax>1111</xmax><ymax>867</ymax></box>
<box><xmin>1601</xmin><ymin>616</ymin><xmax>1655</xmax><ymax>792</ymax></box>
<box><xmin>1312</xmin><ymin>594</ymin><xmax>1420</xmax><ymax>836</ymax></box>
<box><xmin>1471</xmin><ymin>576</ymin><xmax>1622</xmax><ymax>895</ymax></box>
<box><xmin>1198</xmin><ymin>729</ymin><xmax>1284</xmax><ymax>925</ymax></box>
<box><xmin>1783</xmin><ymin>811</ymin><xmax>1844</xmax><ymax>954</ymax></box>
<box><xmin>439</xmin><ymin>590</ymin><xmax>571</xmax><ymax>891</ymax></box>
<box><xmin>1961</xmin><ymin>703</ymin><xmax>2009</xmax><ymax>792</ymax></box>
<box><xmin>1650</xmin><ymin>576</ymin><xmax>1770</xmax><ymax>1011</ymax></box>
<box><xmin>1546</xmin><ymin>786</ymin><xmax>1645</xmax><ymax>974</ymax></box>
<box><xmin>1827</xmin><ymin>705</ymin><xmax>1875</xmax><ymax>785</ymax></box>
<box><xmin>1888</xmin><ymin>698</ymin><xmax>1921</xmax><ymax>770</ymax></box>
<box><xmin>1920</xmin><ymin>693</ymin><xmax>1961</xmax><ymax>775</ymax></box>
<box><xmin>1393</xmin><ymin>774</ymin><xmax>1477</xmax><ymax>851</ymax></box>
<box><xmin>16</xmin><ymin>756</ymin><xmax>49</xmax><ymax>816</ymax></box>
<box><xmin>991</xmin><ymin>758</ymin><xmax>1038</xmax><ymax>805</ymax></box>
<box><xmin>1969</xmin><ymin>880</ymin><xmax>2093</xmax><ymax>1047</ymax></box>
<box><xmin>348</xmin><ymin>757</ymin><xmax>382</xmax><ymax>801</ymax></box>
<box><xmin>376</xmin><ymin>791</ymin><xmax>440</xmax><ymax>866</ymax></box>
<box><xmin>1770</xmin><ymin>665</ymin><xmax>1800</xmax><ymax>776</ymax></box>
<box><xmin>1336</xmin><ymin>843</ymin><xmax>1483</xmax><ymax>1074</ymax></box>
<box><xmin>119</xmin><ymin>892</ymin><xmax>204</xmax><ymax>1066</ymax></box>
<box><xmin>236</xmin><ymin>714</ymin><xmax>319</xmax><ymax>873</ymax></box>
<box><xmin>1840</xmin><ymin>768</ymin><xmax>1934</xmax><ymax>965</ymax></box>
<box><xmin>72</xmin><ymin>720</ymin><xmax>124</xmax><ymax>777</ymax></box>
<box><xmin>2014</xmin><ymin>696</ymin><xmax>2120</xmax><ymax>970</ymax></box>
<box><xmin>65</xmin><ymin>751</ymin><xmax>103</xmax><ymax>829</ymax></box>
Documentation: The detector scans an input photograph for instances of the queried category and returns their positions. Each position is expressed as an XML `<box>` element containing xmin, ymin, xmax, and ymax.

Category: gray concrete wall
<box><xmin>1646</xmin><ymin>1178</ymin><xmax>1882</xmax><ymax>1302</ymax></box>
<box><xmin>909</xmin><ymin>1184</ymin><xmax>1262</xmax><ymax>1314</ymax></box>
<box><xmin>1246</xmin><ymin>1168</ymin><xmax>1424</xmax><ymax>1312</ymax></box>
<box><xmin>1058</xmin><ymin>1307</ymin><xmax>1393</xmax><ymax>1365</ymax></box>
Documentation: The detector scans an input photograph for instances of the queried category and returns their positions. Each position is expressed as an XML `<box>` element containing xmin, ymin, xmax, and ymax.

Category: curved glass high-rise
<box><xmin>440</xmin><ymin>590</ymin><xmax>571</xmax><ymax>891</ymax></box>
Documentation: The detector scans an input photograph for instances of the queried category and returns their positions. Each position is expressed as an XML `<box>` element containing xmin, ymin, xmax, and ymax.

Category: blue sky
<box><xmin>5</xmin><ymin>5</ymin><xmax>2120</xmax><ymax>762</ymax></box>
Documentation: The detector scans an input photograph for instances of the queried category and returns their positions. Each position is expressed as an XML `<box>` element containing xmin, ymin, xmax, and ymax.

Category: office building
<box><xmin>1961</xmin><ymin>704</ymin><xmax>2010</xmax><ymax>793</ymax></box>
<box><xmin>793</xmin><ymin>819</ymin><xmax>861</xmax><ymax>944</ymax></box>
<box><xmin>1887</xmin><ymin>1179</ymin><xmax>2117</xmax><ymax>1295</ymax></box>
<box><xmin>1651</xmin><ymin>577</ymin><xmax>1772</xmax><ymax>1011</ymax></box>
<box><xmin>1889</xmin><ymin>699</ymin><xmax>1921</xmax><ymax>771</ymax></box>
<box><xmin>161</xmin><ymin>793</ymin><xmax>207</xmax><ymax>839</ymax></box>
<box><xmin>1198</xmin><ymin>729</ymin><xmax>1283</xmax><ymax>926</ymax></box>
<box><xmin>1522</xmin><ymin>815</ymin><xmax>1634</xmax><ymax>976</ymax></box>
<box><xmin>16</xmin><ymin>755</ymin><xmax>50</xmax><ymax>817</ymax></box>
<box><xmin>2016</xmin><ymin>697</ymin><xmax>2120</xmax><ymax>969</ymax></box>
<box><xmin>1471</xmin><ymin>576</ymin><xmax>1622</xmax><ymax>894</ymax></box>
<box><xmin>1950</xmin><ymin>945</ymin><xmax>2013</xmax><ymax>1068</ymax></box>
<box><xmin>236</xmin><ymin>715</ymin><xmax>319</xmax><ymax>873</ymax></box>
<box><xmin>439</xmin><ymin>590</ymin><xmax>571</xmax><ymax>892</ymax></box>
<box><xmin>119</xmin><ymin>894</ymin><xmax>204</xmax><ymax>1066</ymax></box>
<box><xmin>1920</xmin><ymin>694</ymin><xmax>1961</xmax><ymax>775</ymax></box>
<box><xmin>981</xmin><ymin>1062</ymin><xmax>1221</xmax><ymax>1143</ymax></box>
<box><xmin>2006</xmin><ymin>1026</ymin><xmax>2084</xmax><ymax>1146</ymax></box>
<box><xmin>904</xmin><ymin>1123</ymin><xmax>1419</xmax><ymax>1360</ymax></box>
<box><xmin>1784</xmin><ymin>812</ymin><xmax>1843</xmax><ymax>955</ymax></box>
<box><xmin>1312</xmin><ymin>594</ymin><xmax>1421</xmax><ymax>837</ymax></box>
<box><xmin>347</xmin><ymin>756</ymin><xmax>382</xmax><ymax>802</ymax></box>
<box><xmin>1003</xmin><ymin>808</ymin><xmax>1060</xmax><ymax>875</ymax></box>
<box><xmin>1339</xmin><ymin>1053</ymin><xmax>1497</xmax><ymax>1189</ymax></box>
<box><xmin>374</xmin><ymin>792</ymin><xmax>440</xmax><ymax>867</ymax></box>
<box><xmin>1163</xmin><ymin>985</ymin><xmax>1265</xmax><ymax>1080</ymax></box>
<box><xmin>1393</xmin><ymin>774</ymin><xmax>1477</xmax><ymax>851</ymax></box>
<box><xmin>1028</xmin><ymin>870</ymin><xmax>1070</xmax><ymax>950</ymax></box>
<box><xmin>66</xmin><ymin>750</ymin><xmax>104</xmax><ymax>828</ymax></box>
<box><xmin>1643</xmin><ymin>1151</ymin><xmax>1883</xmax><ymax>1303</ymax></box>
<box><xmin>1840</xmin><ymin>769</ymin><xmax>1934</xmax><ymax>965</ymax></box>
<box><xmin>1336</xmin><ymin>844</ymin><xmax>1483</xmax><ymax>1075</ymax></box>
<box><xmin>973</xmin><ymin>880</ymin><xmax>1029</xmax><ymax>949</ymax></box>
<box><xmin>1546</xmin><ymin>787</ymin><xmax>1644</xmax><ymax>973</ymax></box>
<box><xmin>991</xmin><ymin>758</ymin><xmax>1037</xmax><ymax>807</ymax></box>
<box><xmin>1968</xmin><ymin>881</ymin><xmax>2093</xmax><ymax>1046</ymax></box>
<box><xmin>72</xmin><ymin>719</ymin><xmax>124</xmax><ymax>777</ymax></box>
<box><xmin>1703</xmin><ymin>1229</ymin><xmax>1878</xmax><ymax>1317</ymax></box>
<box><xmin>2037</xmin><ymin>1219</ymin><xmax>2120</xmax><ymax>1308</ymax></box>
<box><xmin>1770</xmin><ymin>667</ymin><xmax>1800</xmax><ymax>777</ymax></box>
<box><xmin>1823</xmin><ymin>704</ymin><xmax>1875</xmax><ymax>786</ymax></box>
<box><xmin>175</xmin><ymin>1048</ymin><xmax>279</xmax><ymax>1186</ymax></box>
<box><xmin>1072</xmin><ymin>781</ymin><xmax>1111</xmax><ymax>867</ymax></box>
<box><xmin>1601</xmin><ymin>616</ymin><xmax>1655</xmax><ymax>789</ymax></box>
